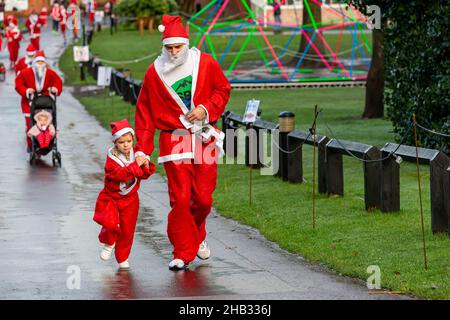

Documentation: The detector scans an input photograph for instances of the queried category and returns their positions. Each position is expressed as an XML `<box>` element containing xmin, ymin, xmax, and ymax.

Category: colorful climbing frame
<box><xmin>188</xmin><ymin>0</ymin><xmax>373</xmax><ymax>83</ymax></box>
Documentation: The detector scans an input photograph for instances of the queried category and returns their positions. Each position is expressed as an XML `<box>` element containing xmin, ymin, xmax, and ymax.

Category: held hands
<box><xmin>186</xmin><ymin>106</ymin><xmax>206</xmax><ymax>123</ymax></box>
<box><xmin>136</xmin><ymin>156</ymin><xmax>149</xmax><ymax>168</ymax></box>
<box><xmin>26</xmin><ymin>88</ymin><xmax>36</xmax><ymax>100</ymax></box>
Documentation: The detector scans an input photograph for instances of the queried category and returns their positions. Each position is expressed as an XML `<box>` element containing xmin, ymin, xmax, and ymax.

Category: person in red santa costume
<box><xmin>51</xmin><ymin>1</ymin><xmax>61</xmax><ymax>34</ymax></box>
<box><xmin>134</xmin><ymin>15</ymin><xmax>231</xmax><ymax>271</ymax></box>
<box><xmin>93</xmin><ymin>119</ymin><xmax>156</xmax><ymax>270</ymax></box>
<box><xmin>67</xmin><ymin>0</ymin><xmax>80</xmax><ymax>41</ymax></box>
<box><xmin>5</xmin><ymin>15</ymin><xmax>22</xmax><ymax>69</ymax></box>
<box><xmin>25</xmin><ymin>10</ymin><xmax>43</xmax><ymax>50</ymax></box>
<box><xmin>59</xmin><ymin>3</ymin><xmax>68</xmax><ymax>45</ymax></box>
<box><xmin>15</xmin><ymin>43</ymin><xmax>37</xmax><ymax>76</ymax></box>
<box><xmin>15</xmin><ymin>50</ymin><xmax>63</xmax><ymax>152</ymax></box>
<box><xmin>39</xmin><ymin>7</ymin><xmax>49</xmax><ymax>27</ymax></box>
<box><xmin>87</xmin><ymin>0</ymin><xmax>97</xmax><ymax>27</ymax></box>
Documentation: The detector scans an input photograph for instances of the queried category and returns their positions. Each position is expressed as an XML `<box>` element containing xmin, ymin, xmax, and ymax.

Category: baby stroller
<box><xmin>29</xmin><ymin>94</ymin><xmax>62</xmax><ymax>167</ymax></box>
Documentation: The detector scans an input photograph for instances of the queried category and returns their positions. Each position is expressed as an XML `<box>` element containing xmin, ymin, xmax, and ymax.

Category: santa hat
<box><xmin>26</xmin><ymin>43</ymin><xmax>37</xmax><ymax>55</ymax></box>
<box><xmin>158</xmin><ymin>15</ymin><xmax>189</xmax><ymax>46</ymax></box>
<box><xmin>33</xmin><ymin>50</ymin><xmax>46</xmax><ymax>64</ymax></box>
<box><xmin>6</xmin><ymin>15</ymin><xmax>18</xmax><ymax>26</ymax></box>
<box><xmin>110</xmin><ymin>119</ymin><xmax>135</xmax><ymax>142</ymax></box>
<box><xmin>70</xmin><ymin>0</ymin><xmax>77</xmax><ymax>4</ymax></box>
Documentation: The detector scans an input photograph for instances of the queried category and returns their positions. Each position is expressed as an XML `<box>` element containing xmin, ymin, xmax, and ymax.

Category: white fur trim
<box><xmin>33</xmin><ymin>56</ymin><xmax>46</xmax><ymax>64</ymax></box>
<box><xmin>158</xmin><ymin>24</ymin><xmax>165</xmax><ymax>32</ymax></box>
<box><xmin>163</xmin><ymin>37</ymin><xmax>189</xmax><ymax>45</ymax></box>
<box><xmin>157</xmin><ymin>152</ymin><xmax>193</xmax><ymax>164</ymax></box>
<box><xmin>135</xmin><ymin>151</ymin><xmax>151</xmax><ymax>161</ymax></box>
<box><xmin>112</xmin><ymin>127</ymin><xmax>135</xmax><ymax>141</ymax></box>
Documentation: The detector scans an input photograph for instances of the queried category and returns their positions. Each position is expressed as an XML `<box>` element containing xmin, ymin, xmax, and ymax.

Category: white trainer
<box><xmin>168</xmin><ymin>258</ymin><xmax>185</xmax><ymax>271</ymax></box>
<box><xmin>100</xmin><ymin>243</ymin><xmax>115</xmax><ymax>261</ymax></box>
<box><xmin>119</xmin><ymin>260</ymin><xmax>130</xmax><ymax>270</ymax></box>
<box><xmin>197</xmin><ymin>241</ymin><xmax>210</xmax><ymax>260</ymax></box>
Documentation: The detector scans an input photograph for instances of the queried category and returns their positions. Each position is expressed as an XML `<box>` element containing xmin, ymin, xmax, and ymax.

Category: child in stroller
<box><xmin>27</xmin><ymin>109</ymin><xmax>56</xmax><ymax>150</ymax></box>
<box><xmin>28</xmin><ymin>95</ymin><xmax>61</xmax><ymax>166</ymax></box>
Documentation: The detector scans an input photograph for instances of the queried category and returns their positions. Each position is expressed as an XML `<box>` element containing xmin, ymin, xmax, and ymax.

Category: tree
<box><xmin>177</xmin><ymin>0</ymin><xmax>196</xmax><ymax>16</ymax></box>
<box><xmin>345</xmin><ymin>0</ymin><xmax>386</xmax><ymax>119</ymax></box>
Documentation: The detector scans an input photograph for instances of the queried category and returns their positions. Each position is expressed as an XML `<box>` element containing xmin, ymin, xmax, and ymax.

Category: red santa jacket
<box><xmin>25</xmin><ymin>17</ymin><xmax>43</xmax><ymax>39</ymax></box>
<box><xmin>135</xmin><ymin>48</ymin><xmax>231</xmax><ymax>163</ymax></box>
<box><xmin>15</xmin><ymin>66</ymin><xmax>63</xmax><ymax>114</ymax></box>
<box><xmin>15</xmin><ymin>57</ymin><xmax>33</xmax><ymax>76</ymax></box>
<box><xmin>93</xmin><ymin>148</ymin><xmax>156</xmax><ymax>229</ymax></box>
<box><xmin>51</xmin><ymin>4</ymin><xmax>61</xmax><ymax>21</ymax></box>
<box><xmin>6</xmin><ymin>26</ymin><xmax>22</xmax><ymax>43</ymax></box>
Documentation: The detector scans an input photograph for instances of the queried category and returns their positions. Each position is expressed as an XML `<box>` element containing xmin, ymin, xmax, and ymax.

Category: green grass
<box><xmin>58</xmin><ymin>28</ymin><xmax>450</xmax><ymax>300</ymax></box>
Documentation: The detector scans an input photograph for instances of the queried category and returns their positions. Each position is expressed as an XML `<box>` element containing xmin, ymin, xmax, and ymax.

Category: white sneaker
<box><xmin>100</xmin><ymin>243</ymin><xmax>115</xmax><ymax>261</ymax></box>
<box><xmin>197</xmin><ymin>241</ymin><xmax>210</xmax><ymax>260</ymax></box>
<box><xmin>119</xmin><ymin>260</ymin><xmax>130</xmax><ymax>270</ymax></box>
<box><xmin>168</xmin><ymin>258</ymin><xmax>185</xmax><ymax>271</ymax></box>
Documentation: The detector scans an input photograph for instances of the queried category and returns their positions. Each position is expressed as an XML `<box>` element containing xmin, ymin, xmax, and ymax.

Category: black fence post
<box><xmin>317</xmin><ymin>136</ymin><xmax>329</xmax><ymax>194</ymax></box>
<box><xmin>380</xmin><ymin>150</ymin><xmax>400</xmax><ymax>212</ymax></box>
<box><xmin>363</xmin><ymin>147</ymin><xmax>381</xmax><ymax>211</ymax></box>
<box><xmin>325</xmin><ymin>142</ymin><xmax>344</xmax><ymax>196</ymax></box>
<box><xmin>287</xmin><ymin>134</ymin><xmax>303</xmax><ymax>183</ymax></box>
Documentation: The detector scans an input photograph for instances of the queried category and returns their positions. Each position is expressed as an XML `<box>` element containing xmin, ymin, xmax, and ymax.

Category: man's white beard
<box><xmin>161</xmin><ymin>45</ymin><xmax>189</xmax><ymax>74</ymax></box>
<box><xmin>30</xmin><ymin>14</ymin><xmax>38</xmax><ymax>25</ymax></box>
<box><xmin>34</xmin><ymin>64</ymin><xmax>46</xmax><ymax>79</ymax></box>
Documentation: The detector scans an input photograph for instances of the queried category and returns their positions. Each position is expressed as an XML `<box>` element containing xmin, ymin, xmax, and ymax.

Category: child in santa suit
<box><xmin>93</xmin><ymin>119</ymin><xmax>156</xmax><ymax>270</ymax></box>
<box><xmin>15</xmin><ymin>43</ymin><xmax>37</xmax><ymax>76</ymax></box>
<box><xmin>5</xmin><ymin>15</ymin><xmax>22</xmax><ymax>69</ymax></box>
<box><xmin>40</xmin><ymin>7</ymin><xmax>48</xmax><ymax>28</ymax></box>
<box><xmin>27</xmin><ymin>109</ymin><xmax>56</xmax><ymax>149</ymax></box>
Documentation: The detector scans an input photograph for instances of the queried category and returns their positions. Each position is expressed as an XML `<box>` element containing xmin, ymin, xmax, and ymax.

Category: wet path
<box><xmin>0</xmin><ymin>29</ymin><xmax>411</xmax><ymax>300</ymax></box>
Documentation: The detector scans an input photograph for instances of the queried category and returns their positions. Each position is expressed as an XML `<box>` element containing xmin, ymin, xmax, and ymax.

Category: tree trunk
<box><xmin>362</xmin><ymin>28</ymin><xmax>384</xmax><ymax>118</ymax></box>
<box><xmin>148</xmin><ymin>16</ymin><xmax>155</xmax><ymax>32</ymax></box>
<box><xmin>179</xmin><ymin>0</ymin><xmax>196</xmax><ymax>15</ymax></box>
<box><xmin>294</xmin><ymin>0</ymin><xmax>324</xmax><ymax>67</ymax></box>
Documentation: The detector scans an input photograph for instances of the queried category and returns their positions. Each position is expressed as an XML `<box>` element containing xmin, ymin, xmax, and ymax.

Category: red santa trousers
<box><xmin>30</xmin><ymin>37</ymin><xmax>40</xmax><ymax>51</ymax></box>
<box><xmin>8</xmin><ymin>41</ymin><xmax>20</xmax><ymax>63</ymax></box>
<box><xmin>98</xmin><ymin>192</ymin><xmax>140</xmax><ymax>263</ymax></box>
<box><xmin>163</xmin><ymin>157</ymin><xmax>217</xmax><ymax>265</ymax></box>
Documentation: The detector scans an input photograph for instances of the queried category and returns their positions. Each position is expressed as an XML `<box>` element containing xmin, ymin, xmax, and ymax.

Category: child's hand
<box><xmin>136</xmin><ymin>156</ymin><xmax>148</xmax><ymax>167</ymax></box>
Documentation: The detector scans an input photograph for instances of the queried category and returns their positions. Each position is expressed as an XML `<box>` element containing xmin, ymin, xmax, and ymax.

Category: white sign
<box><xmin>5</xmin><ymin>0</ymin><xmax>28</xmax><ymax>11</ymax></box>
<box><xmin>73</xmin><ymin>46</ymin><xmax>90</xmax><ymax>62</ymax></box>
<box><xmin>243</xmin><ymin>99</ymin><xmax>260</xmax><ymax>124</ymax></box>
<box><xmin>97</xmin><ymin>66</ymin><xmax>112</xmax><ymax>87</ymax></box>
<box><xmin>94</xmin><ymin>11</ymin><xmax>104</xmax><ymax>23</ymax></box>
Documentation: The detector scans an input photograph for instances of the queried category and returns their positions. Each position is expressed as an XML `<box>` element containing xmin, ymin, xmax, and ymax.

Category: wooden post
<box><xmin>287</xmin><ymin>135</ymin><xmax>303</xmax><ymax>183</ymax></box>
<box><xmin>380</xmin><ymin>150</ymin><xmax>400</xmax><ymax>212</ymax></box>
<box><xmin>430</xmin><ymin>153</ymin><xmax>450</xmax><ymax>234</ymax></box>
<box><xmin>363</xmin><ymin>147</ymin><xmax>382</xmax><ymax>211</ymax></box>
<box><xmin>278</xmin><ymin>112</ymin><xmax>295</xmax><ymax>181</ymax></box>
<box><xmin>326</xmin><ymin>144</ymin><xmax>344</xmax><ymax>196</ymax></box>
<box><xmin>447</xmin><ymin>166</ymin><xmax>450</xmax><ymax>238</ymax></box>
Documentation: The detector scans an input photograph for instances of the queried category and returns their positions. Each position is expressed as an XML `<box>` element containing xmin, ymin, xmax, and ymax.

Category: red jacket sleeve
<box><xmin>48</xmin><ymin>69</ymin><xmax>63</xmax><ymax>96</ymax></box>
<box><xmin>199</xmin><ymin>56</ymin><xmax>231</xmax><ymax>123</ymax></box>
<box><xmin>15</xmin><ymin>70</ymin><xmax>28</xmax><ymax>98</ymax></box>
<box><xmin>135</xmin><ymin>69</ymin><xmax>156</xmax><ymax>157</ymax></box>
<box><xmin>138</xmin><ymin>161</ymin><xmax>156</xmax><ymax>180</ymax></box>
<box><xmin>105</xmin><ymin>160</ymin><xmax>144</xmax><ymax>182</ymax></box>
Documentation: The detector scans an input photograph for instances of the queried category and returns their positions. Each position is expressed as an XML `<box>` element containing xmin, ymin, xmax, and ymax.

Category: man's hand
<box><xmin>186</xmin><ymin>107</ymin><xmax>206</xmax><ymax>123</ymax></box>
<box><xmin>49</xmin><ymin>87</ymin><xmax>58</xmax><ymax>95</ymax></box>
<box><xmin>136</xmin><ymin>156</ymin><xmax>149</xmax><ymax>167</ymax></box>
<box><xmin>26</xmin><ymin>88</ymin><xmax>36</xmax><ymax>100</ymax></box>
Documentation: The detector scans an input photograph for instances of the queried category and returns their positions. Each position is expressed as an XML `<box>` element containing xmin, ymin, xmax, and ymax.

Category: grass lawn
<box><xmin>58</xmin><ymin>28</ymin><xmax>450</xmax><ymax>300</ymax></box>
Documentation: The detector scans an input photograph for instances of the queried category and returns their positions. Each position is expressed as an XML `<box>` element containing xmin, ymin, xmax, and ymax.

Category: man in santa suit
<box><xmin>135</xmin><ymin>15</ymin><xmax>231</xmax><ymax>271</ymax></box>
<box><xmin>15</xmin><ymin>51</ymin><xmax>63</xmax><ymax>151</ymax></box>
<box><xmin>25</xmin><ymin>10</ymin><xmax>43</xmax><ymax>50</ymax></box>
<box><xmin>5</xmin><ymin>15</ymin><xmax>22</xmax><ymax>69</ymax></box>
<box><xmin>15</xmin><ymin>43</ymin><xmax>37</xmax><ymax>76</ymax></box>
